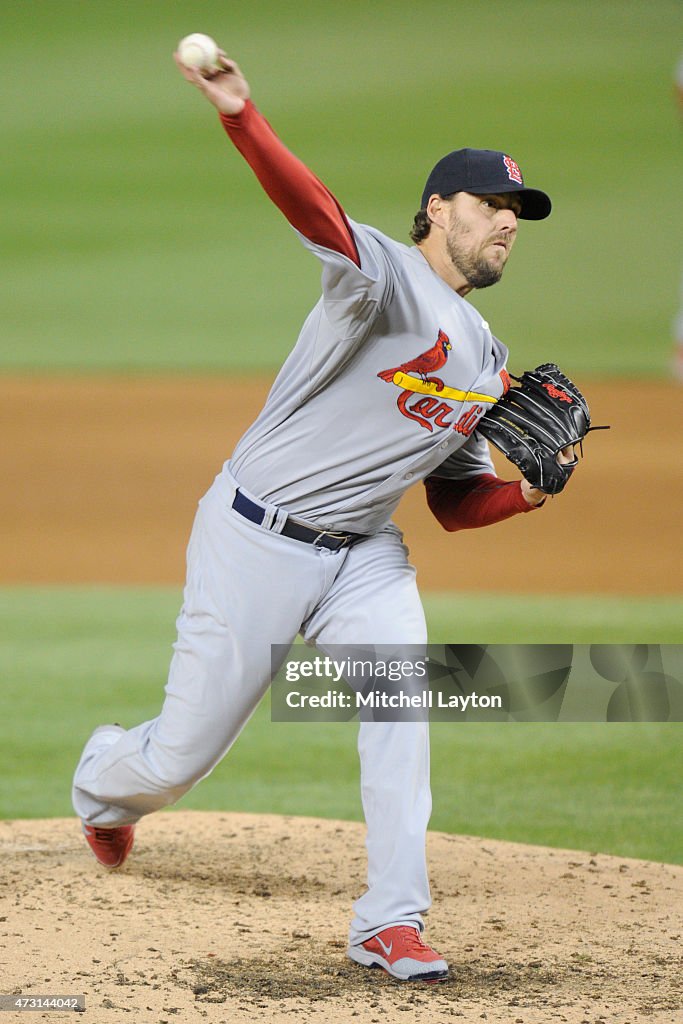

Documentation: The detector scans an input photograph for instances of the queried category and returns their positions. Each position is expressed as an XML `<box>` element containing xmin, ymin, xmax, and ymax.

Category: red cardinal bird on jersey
<box><xmin>377</xmin><ymin>330</ymin><xmax>452</xmax><ymax>390</ymax></box>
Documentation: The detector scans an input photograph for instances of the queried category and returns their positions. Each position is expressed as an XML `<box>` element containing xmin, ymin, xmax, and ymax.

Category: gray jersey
<box><xmin>228</xmin><ymin>219</ymin><xmax>508</xmax><ymax>533</ymax></box>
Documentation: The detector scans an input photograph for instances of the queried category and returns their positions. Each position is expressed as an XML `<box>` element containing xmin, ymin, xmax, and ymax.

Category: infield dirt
<box><xmin>1</xmin><ymin>812</ymin><xmax>681</xmax><ymax>1024</ymax></box>
<box><xmin>1</xmin><ymin>375</ymin><xmax>681</xmax><ymax>592</ymax></box>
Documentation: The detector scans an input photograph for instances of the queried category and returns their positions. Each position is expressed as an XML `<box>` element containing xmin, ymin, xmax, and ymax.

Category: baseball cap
<box><xmin>421</xmin><ymin>148</ymin><xmax>552</xmax><ymax>220</ymax></box>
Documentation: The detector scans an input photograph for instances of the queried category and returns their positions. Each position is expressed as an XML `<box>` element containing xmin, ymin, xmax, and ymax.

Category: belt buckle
<box><xmin>312</xmin><ymin>529</ymin><xmax>350</xmax><ymax>550</ymax></box>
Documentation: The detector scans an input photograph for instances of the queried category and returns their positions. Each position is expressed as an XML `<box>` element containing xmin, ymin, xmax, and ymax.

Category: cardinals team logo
<box><xmin>378</xmin><ymin>329</ymin><xmax>452</xmax><ymax>392</ymax></box>
<box><xmin>377</xmin><ymin>329</ymin><xmax>497</xmax><ymax>434</ymax></box>
<box><xmin>503</xmin><ymin>155</ymin><xmax>523</xmax><ymax>185</ymax></box>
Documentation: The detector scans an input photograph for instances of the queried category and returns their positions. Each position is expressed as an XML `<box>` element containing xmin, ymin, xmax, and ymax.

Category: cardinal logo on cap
<box><xmin>503</xmin><ymin>156</ymin><xmax>523</xmax><ymax>185</ymax></box>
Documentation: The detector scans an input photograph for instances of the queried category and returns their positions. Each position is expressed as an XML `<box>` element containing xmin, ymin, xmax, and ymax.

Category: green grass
<box><xmin>425</xmin><ymin>593</ymin><xmax>683</xmax><ymax>644</ymax></box>
<box><xmin>1</xmin><ymin>587</ymin><xmax>680</xmax><ymax>864</ymax></box>
<box><xmin>1</xmin><ymin>0</ymin><xmax>681</xmax><ymax>376</ymax></box>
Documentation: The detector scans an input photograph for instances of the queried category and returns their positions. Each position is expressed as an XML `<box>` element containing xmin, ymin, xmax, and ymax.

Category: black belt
<box><xmin>232</xmin><ymin>489</ymin><xmax>365</xmax><ymax>552</ymax></box>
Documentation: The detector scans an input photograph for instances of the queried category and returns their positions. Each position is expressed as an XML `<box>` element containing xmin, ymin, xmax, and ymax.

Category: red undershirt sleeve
<box><xmin>424</xmin><ymin>473</ymin><xmax>541</xmax><ymax>532</ymax></box>
<box><xmin>219</xmin><ymin>100</ymin><xmax>360</xmax><ymax>266</ymax></box>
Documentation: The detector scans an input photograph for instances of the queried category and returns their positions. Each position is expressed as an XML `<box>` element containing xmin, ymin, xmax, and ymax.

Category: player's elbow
<box><xmin>430</xmin><ymin>506</ymin><xmax>462</xmax><ymax>532</ymax></box>
<box><xmin>424</xmin><ymin>479</ymin><xmax>462</xmax><ymax>532</ymax></box>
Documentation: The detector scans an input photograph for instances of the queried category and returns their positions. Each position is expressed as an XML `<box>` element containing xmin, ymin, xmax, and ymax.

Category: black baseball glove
<box><xmin>477</xmin><ymin>364</ymin><xmax>601</xmax><ymax>495</ymax></box>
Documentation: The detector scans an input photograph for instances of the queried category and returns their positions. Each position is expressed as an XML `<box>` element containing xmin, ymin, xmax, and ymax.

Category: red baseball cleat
<box><xmin>347</xmin><ymin>925</ymin><xmax>449</xmax><ymax>981</ymax></box>
<box><xmin>81</xmin><ymin>822</ymin><xmax>135</xmax><ymax>868</ymax></box>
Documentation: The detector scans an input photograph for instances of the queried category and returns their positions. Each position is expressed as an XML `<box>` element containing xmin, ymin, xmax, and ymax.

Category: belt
<box><xmin>231</xmin><ymin>489</ymin><xmax>365</xmax><ymax>552</ymax></box>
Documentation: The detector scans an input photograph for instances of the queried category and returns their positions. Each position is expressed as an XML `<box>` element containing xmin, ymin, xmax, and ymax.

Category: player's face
<box><xmin>445</xmin><ymin>192</ymin><xmax>520</xmax><ymax>289</ymax></box>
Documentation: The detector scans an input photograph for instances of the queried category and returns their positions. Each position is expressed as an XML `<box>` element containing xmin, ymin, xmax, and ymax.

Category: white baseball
<box><xmin>177</xmin><ymin>33</ymin><xmax>220</xmax><ymax>74</ymax></box>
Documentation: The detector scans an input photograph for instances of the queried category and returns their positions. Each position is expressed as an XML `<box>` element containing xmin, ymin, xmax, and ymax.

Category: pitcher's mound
<box><xmin>1</xmin><ymin>811</ymin><xmax>681</xmax><ymax>1023</ymax></box>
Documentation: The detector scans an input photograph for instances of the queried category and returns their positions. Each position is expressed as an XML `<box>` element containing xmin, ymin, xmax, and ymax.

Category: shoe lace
<box><xmin>396</xmin><ymin>926</ymin><xmax>430</xmax><ymax>954</ymax></box>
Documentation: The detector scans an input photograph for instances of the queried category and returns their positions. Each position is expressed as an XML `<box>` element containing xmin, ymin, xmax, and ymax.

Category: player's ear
<box><xmin>426</xmin><ymin>194</ymin><xmax>449</xmax><ymax>230</ymax></box>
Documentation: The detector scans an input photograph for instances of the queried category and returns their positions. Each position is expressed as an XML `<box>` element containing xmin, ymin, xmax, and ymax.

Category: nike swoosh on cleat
<box><xmin>376</xmin><ymin>936</ymin><xmax>393</xmax><ymax>956</ymax></box>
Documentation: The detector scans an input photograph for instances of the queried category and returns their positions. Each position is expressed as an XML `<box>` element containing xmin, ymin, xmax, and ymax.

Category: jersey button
<box><xmin>440</xmin><ymin>441</ymin><xmax>448</xmax><ymax>449</ymax></box>
<box><xmin>404</xmin><ymin>472</ymin><xmax>413</xmax><ymax>480</ymax></box>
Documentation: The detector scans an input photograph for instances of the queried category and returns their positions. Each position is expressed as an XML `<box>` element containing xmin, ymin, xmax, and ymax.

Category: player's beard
<box><xmin>446</xmin><ymin>221</ymin><xmax>506</xmax><ymax>289</ymax></box>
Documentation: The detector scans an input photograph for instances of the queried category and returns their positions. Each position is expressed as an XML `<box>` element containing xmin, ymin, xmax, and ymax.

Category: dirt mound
<box><xmin>1</xmin><ymin>811</ymin><xmax>681</xmax><ymax>1022</ymax></box>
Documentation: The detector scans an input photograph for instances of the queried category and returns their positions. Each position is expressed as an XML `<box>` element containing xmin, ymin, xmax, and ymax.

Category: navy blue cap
<box><xmin>421</xmin><ymin>148</ymin><xmax>551</xmax><ymax>220</ymax></box>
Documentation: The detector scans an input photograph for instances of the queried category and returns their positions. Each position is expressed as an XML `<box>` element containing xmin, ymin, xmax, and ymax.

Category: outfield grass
<box><xmin>1</xmin><ymin>587</ymin><xmax>680</xmax><ymax>864</ymax></box>
<box><xmin>1</xmin><ymin>1</ymin><xmax>681</xmax><ymax>376</ymax></box>
<box><xmin>426</xmin><ymin>593</ymin><xmax>683</xmax><ymax>644</ymax></box>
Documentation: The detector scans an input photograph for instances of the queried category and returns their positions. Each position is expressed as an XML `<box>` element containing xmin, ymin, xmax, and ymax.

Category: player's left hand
<box><xmin>521</xmin><ymin>445</ymin><xmax>577</xmax><ymax>505</ymax></box>
<box><xmin>477</xmin><ymin>364</ymin><xmax>606</xmax><ymax>497</ymax></box>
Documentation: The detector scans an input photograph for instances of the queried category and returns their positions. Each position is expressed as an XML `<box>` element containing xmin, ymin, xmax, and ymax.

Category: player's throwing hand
<box><xmin>174</xmin><ymin>50</ymin><xmax>250</xmax><ymax>116</ymax></box>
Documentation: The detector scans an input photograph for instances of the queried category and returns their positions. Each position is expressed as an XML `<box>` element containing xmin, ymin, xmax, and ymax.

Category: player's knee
<box><xmin>143</xmin><ymin>742</ymin><xmax>221</xmax><ymax>792</ymax></box>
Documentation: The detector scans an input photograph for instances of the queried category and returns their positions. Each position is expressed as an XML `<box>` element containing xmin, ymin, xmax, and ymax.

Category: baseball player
<box><xmin>72</xmin><ymin>49</ymin><xmax>564</xmax><ymax>983</ymax></box>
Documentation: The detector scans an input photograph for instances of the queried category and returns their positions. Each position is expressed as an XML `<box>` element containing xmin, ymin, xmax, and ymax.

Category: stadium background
<box><xmin>1</xmin><ymin>0</ymin><xmax>681</xmax><ymax>868</ymax></box>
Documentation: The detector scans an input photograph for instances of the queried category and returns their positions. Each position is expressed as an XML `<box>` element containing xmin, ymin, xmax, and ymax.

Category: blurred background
<box><xmin>1</xmin><ymin>1</ymin><xmax>681</xmax><ymax>863</ymax></box>
<box><xmin>1</xmin><ymin>0</ymin><xmax>681</xmax><ymax>374</ymax></box>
